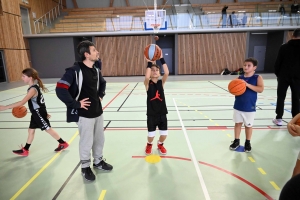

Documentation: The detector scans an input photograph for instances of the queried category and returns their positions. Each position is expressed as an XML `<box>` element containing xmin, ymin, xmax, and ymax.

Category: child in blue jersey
<box><xmin>229</xmin><ymin>58</ymin><xmax>264</xmax><ymax>152</ymax></box>
<box><xmin>0</xmin><ymin>68</ymin><xmax>68</xmax><ymax>156</ymax></box>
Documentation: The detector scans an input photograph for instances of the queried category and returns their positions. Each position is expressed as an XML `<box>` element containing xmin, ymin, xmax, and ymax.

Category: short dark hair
<box><xmin>77</xmin><ymin>40</ymin><xmax>95</xmax><ymax>61</ymax></box>
<box><xmin>292</xmin><ymin>28</ymin><xmax>300</xmax><ymax>38</ymax></box>
<box><xmin>244</xmin><ymin>57</ymin><xmax>258</xmax><ymax>67</ymax></box>
<box><xmin>151</xmin><ymin>64</ymin><xmax>160</xmax><ymax>70</ymax></box>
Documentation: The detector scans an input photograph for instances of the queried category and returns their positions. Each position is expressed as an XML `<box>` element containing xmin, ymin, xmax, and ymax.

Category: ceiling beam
<box><xmin>110</xmin><ymin>0</ymin><xmax>114</xmax><ymax>7</ymax></box>
<box><xmin>125</xmin><ymin>0</ymin><xmax>130</xmax><ymax>6</ymax></box>
<box><xmin>72</xmin><ymin>0</ymin><xmax>78</xmax><ymax>8</ymax></box>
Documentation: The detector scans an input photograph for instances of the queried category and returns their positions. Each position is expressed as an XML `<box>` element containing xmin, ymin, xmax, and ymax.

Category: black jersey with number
<box><xmin>27</xmin><ymin>84</ymin><xmax>47</xmax><ymax>113</ymax></box>
<box><xmin>147</xmin><ymin>80</ymin><xmax>168</xmax><ymax>116</ymax></box>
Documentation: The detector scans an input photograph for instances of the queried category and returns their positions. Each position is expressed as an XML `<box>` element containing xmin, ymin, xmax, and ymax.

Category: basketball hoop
<box><xmin>152</xmin><ymin>24</ymin><xmax>161</xmax><ymax>33</ymax></box>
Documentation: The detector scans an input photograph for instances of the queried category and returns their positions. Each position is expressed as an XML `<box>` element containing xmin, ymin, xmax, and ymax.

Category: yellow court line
<box><xmin>10</xmin><ymin>131</ymin><xmax>79</xmax><ymax>200</ymax></box>
<box><xmin>215</xmin><ymin>123</ymin><xmax>219</xmax><ymax>126</ymax></box>
<box><xmin>226</xmin><ymin>134</ymin><xmax>231</xmax><ymax>137</ymax></box>
<box><xmin>204</xmin><ymin>116</ymin><xmax>208</xmax><ymax>118</ymax></box>
<box><xmin>248</xmin><ymin>157</ymin><xmax>255</xmax><ymax>162</ymax></box>
<box><xmin>209</xmin><ymin>119</ymin><xmax>213</xmax><ymax>122</ymax></box>
<box><xmin>258</xmin><ymin>168</ymin><xmax>266</xmax><ymax>175</ymax></box>
<box><xmin>98</xmin><ymin>190</ymin><xmax>107</xmax><ymax>200</ymax></box>
<box><xmin>270</xmin><ymin>181</ymin><xmax>280</xmax><ymax>190</ymax></box>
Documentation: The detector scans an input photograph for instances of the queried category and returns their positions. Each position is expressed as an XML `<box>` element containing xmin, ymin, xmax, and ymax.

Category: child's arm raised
<box><xmin>144</xmin><ymin>61</ymin><xmax>152</xmax><ymax>91</ymax></box>
<box><xmin>246</xmin><ymin>75</ymin><xmax>264</xmax><ymax>93</ymax></box>
<box><xmin>160</xmin><ymin>52</ymin><xmax>169</xmax><ymax>86</ymax></box>
<box><xmin>0</xmin><ymin>88</ymin><xmax>36</xmax><ymax>111</ymax></box>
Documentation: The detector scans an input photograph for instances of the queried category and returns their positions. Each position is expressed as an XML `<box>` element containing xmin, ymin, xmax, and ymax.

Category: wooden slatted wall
<box><xmin>95</xmin><ymin>36</ymin><xmax>152</xmax><ymax>76</ymax></box>
<box><xmin>0</xmin><ymin>0</ymin><xmax>55</xmax><ymax>82</ymax></box>
<box><xmin>178</xmin><ymin>33</ymin><xmax>247</xmax><ymax>74</ymax></box>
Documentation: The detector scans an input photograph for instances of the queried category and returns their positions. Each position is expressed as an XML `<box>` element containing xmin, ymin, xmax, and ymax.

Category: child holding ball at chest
<box><xmin>229</xmin><ymin>58</ymin><xmax>264</xmax><ymax>153</ymax></box>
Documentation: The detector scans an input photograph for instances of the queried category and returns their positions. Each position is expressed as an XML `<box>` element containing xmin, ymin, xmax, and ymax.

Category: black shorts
<box><xmin>147</xmin><ymin>115</ymin><xmax>167</xmax><ymax>132</ymax></box>
<box><xmin>29</xmin><ymin>109</ymin><xmax>51</xmax><ymax>131</ymax></box>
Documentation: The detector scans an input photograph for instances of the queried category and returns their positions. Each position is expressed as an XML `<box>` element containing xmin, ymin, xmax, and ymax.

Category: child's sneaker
<box><xmin>54</xmin><ymin>142</ymin><xmax>69</xmax><ymax>152</ymax></box>
<box><xmin>157</xmin><ymin>143</ymin><xmax>167</xmax><ymax>155</ymax></box>
<box><xmin>13</xmin><ymin>146</ymin><xmax>29</xmax><ymax>157</ymax></box>
<box><xmin>81</xmin><ymin>167</ymin><xmax>95</xmax><ymax>181</ymax></box>
<box><xmin>145</xmin><ymin>143</ymin><xmax>153</xmax><ymax>155</ymax></box>
<box><xmin>229</xmin><ymin>139</ymin><xmax>240</xmax><ymax>150</ymax></box>
<box><xmin>93</xmin><ymin>159</ymin><xmax>113</xmax><ymax>171</ymax></box>
<box><xmin>272</xmin><ymin>119</ymin><xmax>282</xmax><ymax>126</ymax></box>
<box><xmin>244</xmin><ymin>143</ymin><xmax>252</xmax><ymax>153</ymax></box>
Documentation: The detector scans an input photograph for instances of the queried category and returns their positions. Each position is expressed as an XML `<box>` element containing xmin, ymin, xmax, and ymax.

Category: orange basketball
<box><xmin>144</xmin><ymin>44</ymin><xmax>161</xmax><ymax>61</ymax></box>
<box><xmin>228</xmin><ymin>79</ymin><xmax>246</xmax><ymax>96</ymax></box>
<box><xmin>12</xmin><ymin>106</ymin><xmax>27</xmax><ymax>118</ymax></box>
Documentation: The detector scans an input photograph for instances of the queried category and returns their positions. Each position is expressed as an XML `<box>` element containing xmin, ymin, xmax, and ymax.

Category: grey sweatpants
<box><xmin>78</xmin><ymin>115</ymin><xmax>104</xmax><ymax>168</ymax></box>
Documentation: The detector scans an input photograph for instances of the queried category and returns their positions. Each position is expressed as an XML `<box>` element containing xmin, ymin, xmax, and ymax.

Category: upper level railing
<box><xmin>34</xmin><ymin>2</ymin><xmax>300</xmax><ymax>34</ymax></box>
<box><xmin>33</xmin><ymin>0</ymin><xmax>63</xmax><ymax>34</ymax></box>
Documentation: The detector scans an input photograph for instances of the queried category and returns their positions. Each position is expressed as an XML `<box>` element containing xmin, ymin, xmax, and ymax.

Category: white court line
<box><xmin>173</xmin><ymin>96</ymin><xmax>233</xmax><ymax>99</ymax></box>
<box><xmin>173</xmin><ymin>98</ymin><xmax>211</xmax><ymax>200</ymax></box>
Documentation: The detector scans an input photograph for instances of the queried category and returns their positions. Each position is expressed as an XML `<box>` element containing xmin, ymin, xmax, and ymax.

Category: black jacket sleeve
<box><xmin>56</xmin><ymin>69</ymin><xmax>81</xmax><ymax>109</ymax></box>
<box><xmin>274</xmin><ymin>45</ymin><xmax>284</xmax><ymax>77</ymax></box>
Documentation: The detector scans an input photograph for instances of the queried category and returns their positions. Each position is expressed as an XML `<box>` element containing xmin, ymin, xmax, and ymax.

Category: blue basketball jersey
<box><xmin>233</xmin><ymin>74</ymin><xmax>259</xmax><ymax>112</ymax></box>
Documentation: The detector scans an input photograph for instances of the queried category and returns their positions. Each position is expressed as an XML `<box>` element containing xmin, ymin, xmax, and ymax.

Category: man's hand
<box><xmin>80</xmin><ymin>98</ymin><xmax>91</xmax><ymax>110</ymax></box>
<box><xmin>287</xmin><ymin>123</ymin><xmax>300</xmax><ymax>137</ymax></box>
<box><xmin>47</xmin><ymin>114</ymin><xmax>51</xmax><ymax>119</ymax></box>
<box><xmin>99</xmin><ymin>97</ymin><xmax>102</xmax><ymax>102</ymax></box>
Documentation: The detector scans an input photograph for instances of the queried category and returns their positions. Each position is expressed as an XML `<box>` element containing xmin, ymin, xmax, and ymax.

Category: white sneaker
<box><xmin>272</xmin><ymin>119</ymin><xmax>282</xmax><ymax>126</ymax></box>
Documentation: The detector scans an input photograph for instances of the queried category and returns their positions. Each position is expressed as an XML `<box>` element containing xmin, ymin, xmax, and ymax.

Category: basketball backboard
<box><xmin>144</xmin><ymin>9</ymin><xmax>167</xmax><ymax>33</ymax></box>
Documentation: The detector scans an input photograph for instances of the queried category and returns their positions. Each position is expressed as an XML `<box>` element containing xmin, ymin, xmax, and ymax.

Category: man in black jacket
<box><xmin>273</xmin><ymin>28</ymin><xmax>300</xmax><ymax>126</ymax></box>
<box><xmin>56</xmin><ymin>41</ymin><xmax>113</xmax><ymax>181</ymax></box>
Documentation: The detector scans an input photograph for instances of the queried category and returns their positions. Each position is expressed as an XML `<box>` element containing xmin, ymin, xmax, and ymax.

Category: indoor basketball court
<box><xmin>0</xmin><ymin>74</ymin><xmax>297</xmax><ymax>200</ymax></box>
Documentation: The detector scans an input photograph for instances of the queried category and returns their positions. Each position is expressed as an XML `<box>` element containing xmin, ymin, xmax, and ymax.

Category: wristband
<box><xmin>160</xmin><ymin>58</ymin><xmax>166</xmax><ymax>65</ymax></box>
<box><xmin>147</xmin><ymin>62</ymin><xmax>152</xmax><ymax>68</ymax></box>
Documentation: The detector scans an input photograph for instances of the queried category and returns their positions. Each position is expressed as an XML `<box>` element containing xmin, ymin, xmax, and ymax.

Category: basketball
<box><xmin>144</xmin><ymin>44</ymin><xmax>161</xmax><ymax>61</ymax></box>
<box><xmin>228</xmin><ymin>79</ymin><xmax>246</xmax><ymax>96</ymax></box>
<box><xmin>12</xmin><ymin>106</ymin><xmax>27</xmax><ymax>118</ymax></box>
<box><xmin>154</xmin><ymin>36</ymin><xmax>159</xmax><ymax>41</ymax></box>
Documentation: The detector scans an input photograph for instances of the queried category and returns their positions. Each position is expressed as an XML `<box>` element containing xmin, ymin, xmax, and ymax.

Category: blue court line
<box><xmin>270</xmin><ymin>103</ymin><xmax>291</xmax><ymax>113</ymax></box>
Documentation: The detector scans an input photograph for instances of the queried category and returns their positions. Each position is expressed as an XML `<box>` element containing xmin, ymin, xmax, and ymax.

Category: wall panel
<box><xmin>2</xmin><ymin>0</ymin><xmax>20</xmax><ymax>15</ymax></box>
<box><xmin>95</xmin><ymin>36</ymin><xmax>152</xmax><ymax>76</ymax></box>
<box><xmin>178</xmin><ymin>33</ymin><xmax>246</xmax><ymax>74</ymax></box>
<box><xmin>4</xmin><ymin>50</ymin><xmax>30</xmax><ymax>81</ymax></box>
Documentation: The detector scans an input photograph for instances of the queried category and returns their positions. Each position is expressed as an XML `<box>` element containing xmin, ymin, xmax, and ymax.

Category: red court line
<box><xmin>132</xmin><ymin>155</ymin><xmax>191</xmax><ymax>161</ymax></box>
<box><xmin>132</xmin><ymin>156</ymin><xmax>274</xmax><ymax>200</ymax></box>
<box><xmin>199</xmin><ymin>161</ymin><xmax>274</xmax><ymax>200</ymax></box>
<box><xmin>103</xmin><ymin>84</ymin><xmax>129</xmax><ymax>110</ymax></box>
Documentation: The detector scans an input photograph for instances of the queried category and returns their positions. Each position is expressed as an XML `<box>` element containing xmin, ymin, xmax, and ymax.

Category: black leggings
<box><xmin>275</xmin><ymin>77</ymin><xmax>300</xmax><ymax>118</ymax></box>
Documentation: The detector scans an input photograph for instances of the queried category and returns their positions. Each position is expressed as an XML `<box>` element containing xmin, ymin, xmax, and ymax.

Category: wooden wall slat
<box><xmin>95</xmin><ymin>36</ymin><xmax>152</xmax><ymax>76</ymax></box>
<box><xmin>178</xmin><ymin>33</ymin><xmax>246</xmax><ymax>74</ymax></box>
<box><xmin>4</xmin><ymin>50</ymin><xmax>30</xmax><ymax>81</ymax></box>
<box><xmin>2</xmin><ymin>0</ymin><xmax>20</xmax><ymax>15</ymax></box>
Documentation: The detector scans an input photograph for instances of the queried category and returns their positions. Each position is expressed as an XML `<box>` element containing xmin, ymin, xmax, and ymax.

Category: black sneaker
<box><xmin>93</xmin><ymin>159</ymin><xmax>113</xmax><ymax>171</ymax></box>
<box><xmin>229</xmin><ymin>139</ymin><xmax>240</xmax><ymax>150</ymax></box>
<box><xmin>244</xmin><ymin>143</ymin><xmax>252</xmax><ymax>153</ymax></box>
<box><xmin>81</xmin><ymin>167</ymin><xmax>95</xmax><ymax>181</ymax></box>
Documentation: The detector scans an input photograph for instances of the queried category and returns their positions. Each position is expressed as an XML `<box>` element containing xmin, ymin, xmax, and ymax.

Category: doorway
<box><xmin>0</xmin><ymin>51</ymin><xmax>7</xmax><ymax>82</ymax></box>
<box><xmin>20</xmin><ymin>7</ymin><xmax>31</xmax><ymax>34</ymax></box>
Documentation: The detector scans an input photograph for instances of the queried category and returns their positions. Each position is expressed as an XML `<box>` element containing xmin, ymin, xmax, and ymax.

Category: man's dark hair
<box><xmin>151</xmin><ymin>64</ymin><xmax>160</xmax><ymax>70</ymax></box>
<box><xmin>244</xmin><ymin>57</ymin><xmax>258</xmax><ymax>67</ymax></box>
<box><xmin>77</xmin><ymin>40</ymin><xmax>95</xmax><ymax>61</ymax></box>
<box><xmin>292</xmin><ymin>28</ymin><xmax>300</xmax><ymax>38</ymax></box>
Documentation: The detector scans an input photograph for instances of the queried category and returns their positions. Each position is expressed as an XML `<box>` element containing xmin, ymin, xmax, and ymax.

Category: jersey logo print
<box><xmin>150</xmin><ymin>90</ymin><xmax>163</xmax><ymax>101</ymax></box>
